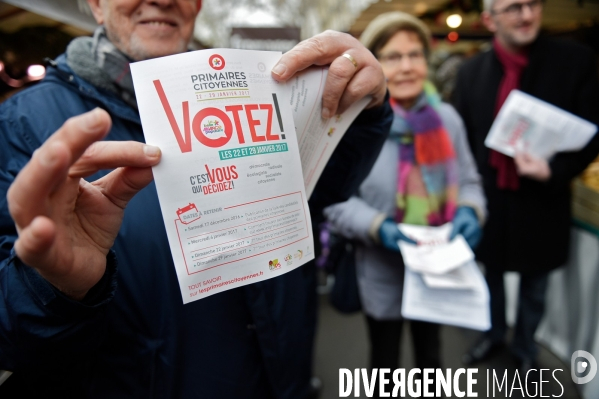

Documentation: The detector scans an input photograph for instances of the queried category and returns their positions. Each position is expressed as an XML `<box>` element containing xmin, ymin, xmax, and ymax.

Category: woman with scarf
<box><xmin>324</xmin><ymin>12</ymin><xmax>486</xmax><ymax>381</ymax></box>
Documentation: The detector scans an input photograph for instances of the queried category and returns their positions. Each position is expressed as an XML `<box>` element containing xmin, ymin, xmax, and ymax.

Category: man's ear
<box><xmin>481</xmin><ymin>11</ymin><xmax>497</xmax><ymax>33</ymax></box>
<box><xmin>87</xmin><ymin>0</ymin><xmax>105</xmax><ymax>25</ymax></box>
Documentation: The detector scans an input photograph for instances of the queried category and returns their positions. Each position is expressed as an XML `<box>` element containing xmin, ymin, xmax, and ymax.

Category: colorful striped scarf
<box><xmin>390</xmin><ymin>82</ymin><xmax>458</xmax><ymax>226</ymax></box>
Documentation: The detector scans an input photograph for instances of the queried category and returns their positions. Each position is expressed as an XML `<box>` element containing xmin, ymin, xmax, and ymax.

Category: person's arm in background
<box><xmin>324</xmin><ymin>196</ymin><xmax>387</xmax><ymax>246</ymax></box>
<box><xmin>544</xmin><ymin>48</ymin><xmax>599</xmax><ymax>188</ymax></box>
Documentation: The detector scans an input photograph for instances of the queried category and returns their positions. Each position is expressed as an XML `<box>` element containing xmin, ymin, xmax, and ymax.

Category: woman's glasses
<box><xmin>378</xmin><ymin>50</ymin><xmax>426</xmax><ymax>67</ymax></box>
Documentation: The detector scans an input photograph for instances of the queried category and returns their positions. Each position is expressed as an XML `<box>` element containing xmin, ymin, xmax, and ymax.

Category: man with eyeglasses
<box><xmin>452</xmin><ymin>0</ymin><xmax>599</xmax><ymax>374</ymax></box>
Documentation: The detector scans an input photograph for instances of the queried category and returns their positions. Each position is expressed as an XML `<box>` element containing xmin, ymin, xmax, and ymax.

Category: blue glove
<box><xmin>378</xmin><ymin>219</ymin><xmax>417</xmax><ymax>252</ymax></box>
<box><xmin>449</xmin><ymin>206</ymin><xmax>481</xmax><ymax>250</ymax></box>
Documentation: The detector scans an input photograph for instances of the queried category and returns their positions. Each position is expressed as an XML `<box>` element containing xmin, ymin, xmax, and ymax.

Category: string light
<box><xmin>0</xmin><ymin>61</ymin><xmax>46</xmax><ymax>88</ymax></box>
<box><xmin>447</xmin><ymin>31</ymin><xmax>459</xmax><ymax>42</ymax></box>
<box><xmin>446</xmin><ymin>14</ymin><xmax>463</xmax><ymax>29</ymax></box>
<box><xmin>414</xmin><ymin>2</ymin><xmax>428</xmax><ymax>14</ymax></box>
<box><xmin>27</xmin><ymin>64</ymin><xmax>46</xmax><ymax>79</ymax></box>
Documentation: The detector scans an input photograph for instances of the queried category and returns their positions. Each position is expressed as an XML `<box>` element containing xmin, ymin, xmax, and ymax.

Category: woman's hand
<box><xmin>449</xmin><ymin>206</ymin><xmax>482</xmax><ymax>250</ymax></box>
<box><xmin>379</xmin><ymin>219</ymin><xmax>417</xmax><ymax>252</ymax></box>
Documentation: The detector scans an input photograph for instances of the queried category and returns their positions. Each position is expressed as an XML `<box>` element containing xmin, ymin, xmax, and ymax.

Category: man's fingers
<box><xmin>335</xmin><ymin>65</ymin><xmax>385</xmax><ymax>116</ymax></box>
<box><xmin>515</xmin><ymin>151</ymin><xmax>535</xmax><ymax>164</ymax></box>
<box><xmin>272</xmin><ymin>30</ymin><xmax>386</xmax><ymax>118</ymax></box>
<box><xmin>94</xmin><ymin>167</ymin><xmax>156</xmax><ymax>209</ymax></box>
<box><xmin>515</xmin><ymin>152</ymin><xmax>536</xmax><ymax>172</ymax></box>
<box><xmin>47</xmin><ymin>108</ymin><xmax>112</xmax><ymax>165</ymax></box>
<box><xmin>272</xmin><ymin>31</ymin><xmax>345</xmax><ymax>81</ymax></box>
<box><xmin>321</xmin><ymin>52</ymin><xmax>361</xmax><ymax>118</ymax></box>
<box><xmin>514</xmin><ymin>152</ymin><xmax>528</xmax><ymax>173</ymax></box>
<box><xmin>69</xmin><ymin>142</ymin><xmax>161</xmax><ymax>178</ymax></box>
<box><xmin>14</xmin><ymin>216</ymin><xmax>57</xmax><ymax>267</ymax></box>
<box><xmin>7</xmin><ymin>109</ymin><xmax>111</xmax><ymax>227</ymax></box>
<box><xmin>514</xmin><ymin>152</ymin><xmax>550</xmax><ymax>180</ymax></box>
<box><xmin>8</xmin><ymin>141</ymin><xmax>71</xmax><ymax>227</ymax></box>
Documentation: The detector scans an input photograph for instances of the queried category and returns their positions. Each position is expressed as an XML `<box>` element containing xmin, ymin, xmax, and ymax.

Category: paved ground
<box><xmin>0</xmin><ymin>286</ymin><xmax>582</xmax><ymax>398</ymax></box>
<box><xmin>313</xmin><ymin>294</ymin><xmax>582</xmax><ymax>399</ymax></box>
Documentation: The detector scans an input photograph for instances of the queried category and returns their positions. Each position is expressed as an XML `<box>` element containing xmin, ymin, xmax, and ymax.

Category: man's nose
<box><xmin>147</xmin><ymin>0</ymin><xmax>176</xmax><ymax>7</ymax></box>
<box><xmin>520</xmin><ymin>4</ymin><xmax>534</xmax><ymax>20</ymax></box>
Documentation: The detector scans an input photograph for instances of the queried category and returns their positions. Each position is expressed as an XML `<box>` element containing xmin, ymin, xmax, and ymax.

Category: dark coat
<box><xmin>452</xmin><ymin>37</ymin><xmax>599</xmax><ymax>273</ymax></box>
<box><xmin>0</xmin><ymin>54</ymin><xmax>391</xmax><ymax>398</ymax></box>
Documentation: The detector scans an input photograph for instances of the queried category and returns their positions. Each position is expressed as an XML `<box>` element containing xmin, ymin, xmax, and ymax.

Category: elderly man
<box><xmin>452</xmin><ymin>0</ymin><xmax>599</xmax><ymax>372</ymax></box>
<box><xmin>0</xmin><ymin>0</ymin><xmax>390</xmax><ymax>397</ymax></box>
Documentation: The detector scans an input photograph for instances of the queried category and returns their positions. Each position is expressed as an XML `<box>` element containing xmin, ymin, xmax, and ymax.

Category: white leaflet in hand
<box><xmin>283</xmin><ymin>67</ymin><xmax>371</xmax><ymax>197</ymax></box>
<box><xmin>421</xmin><ymin>263</ymin><xmax>477</xmax><ymax>290</ymax></box>
<box><xmin>402</xmin><ymin>260</ymin><xmax>491</xmax><ymax>331</ymax></box>
<box><xmin>397</xmin><ymin>223</ymin><xmax>474</xmax><ymax>274</ymax></box>
<box><xmin>398</xmin><ymin>223</ymin><xmax>453</xmax><ymax>244</ymax></box>
<box><xmin>131</xmin><ymin>49</ymin><xmax>314</xmax><ymax>304</ymax></box>
<box><xmin>485</xmin><ymin>90</ymin><xmax>597</xmax><ymax>159</ymax></box>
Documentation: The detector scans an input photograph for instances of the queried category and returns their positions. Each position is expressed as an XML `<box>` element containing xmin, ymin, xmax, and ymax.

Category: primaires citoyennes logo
<box><xmin>209</xmin><ymin>54</ymin><xmax>225</xmax><ymax>70</ymax></box>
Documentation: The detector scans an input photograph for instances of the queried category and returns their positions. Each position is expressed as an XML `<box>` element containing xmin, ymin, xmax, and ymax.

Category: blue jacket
<box><xmin>0</xmin><ymin>54</ymin><xmax>391</xmax><ymax>398</ymax></box>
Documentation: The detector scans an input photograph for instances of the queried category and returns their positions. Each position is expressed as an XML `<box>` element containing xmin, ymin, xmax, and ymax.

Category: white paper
<box><xmin>397</xmin><ymin>223</ymin><xmax>475</xmax><ymax>275</ymax></box>
<box><xmin>485</xmin><ymin>90</ymin><xmax>597</xmax><ymax>159</ymax></box>
<box><xmin>421</xmin><ymin>263</ymin><xmax>477</xmax><ymax>289</ymax></box>
<box><xmin>131</xmin><ymin>49</ymin><xmax>315</xmax><ymax>303</ymax></box>
<box><xmin>402</xmin><ymin>260</ymin><xmax>491</xmax><ymax>331</ymax></box>
<box><xmin>283</xmin><ymin>67</ymin><xmax>370</xmax><ymax>197</ymax></box>
<box><xmin>398</xmin><ymin>223</ymin><xmax>453</xmax><ymax>244</ymax></box>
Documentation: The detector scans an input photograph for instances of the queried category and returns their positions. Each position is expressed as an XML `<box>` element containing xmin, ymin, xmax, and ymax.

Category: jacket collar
<box><xmin>45</xmin><ymin>54</ymin><xmax>141</xmax><ymax>125</ymax></box>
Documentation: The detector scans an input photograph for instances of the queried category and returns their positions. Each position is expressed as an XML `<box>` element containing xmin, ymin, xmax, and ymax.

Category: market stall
<box><xmin>537</xmin><ymin>159</ymin><xmax>599</xmax><ymax>399</ymax></box>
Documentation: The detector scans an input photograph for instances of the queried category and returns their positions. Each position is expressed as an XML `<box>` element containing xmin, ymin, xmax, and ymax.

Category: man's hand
<box><xmin>514</xmin><ymin>152</ymin><xmax>551</xmax><ymax>181</ymax></box>
<box><xmin>271</xmin><ymin>30</ymin><xmax>386</xmax><ymax>119</ymax></box>
<box><xmin>7</xmin><ymin>108</ymin><xmax>161</xmax><ymax>300</ymax></box>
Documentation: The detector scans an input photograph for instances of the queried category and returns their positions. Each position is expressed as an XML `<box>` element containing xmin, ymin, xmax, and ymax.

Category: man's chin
<box><xmin>515</xmin><ymin>27</ymin><xmax>540</xmax><ymax>46</ymax></box>
<box><xmin>127</xmin><ymin>39</ymin><xmax>188</xmax><ymax>61</ymax></box>
<box><xmin>516</xmin><ymin>35</ymin><xmax>538</xmax><ymax>47</ymax></box>
<box><xmin>506</xmin><ymin>31</ymin><xmax>539</xmax><ymax>49</ymax></box>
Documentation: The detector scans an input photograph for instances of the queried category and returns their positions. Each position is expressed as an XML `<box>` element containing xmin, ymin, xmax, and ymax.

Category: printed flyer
<box><xmin>131</xmin><ymin>49</ymin><xmax>314</xmax><ymax>303</ymax></box>
<box><xmin>284</xmin><ymin>68</ymin><xmax>370</xmax><ymax>197</ymax></box>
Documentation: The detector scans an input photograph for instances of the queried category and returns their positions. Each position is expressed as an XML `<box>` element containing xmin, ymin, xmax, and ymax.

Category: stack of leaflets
<box><xmin>398</xmin><ymin>223</ymin><xmax>491</xmax><ymax>331</ymax></box>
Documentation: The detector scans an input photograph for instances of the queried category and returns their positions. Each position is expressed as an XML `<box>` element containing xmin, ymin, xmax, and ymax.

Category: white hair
<box><xmin>483</xmin><ymin>0</ymin><xmax>496</xmax><ymax>11</ymax></box>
